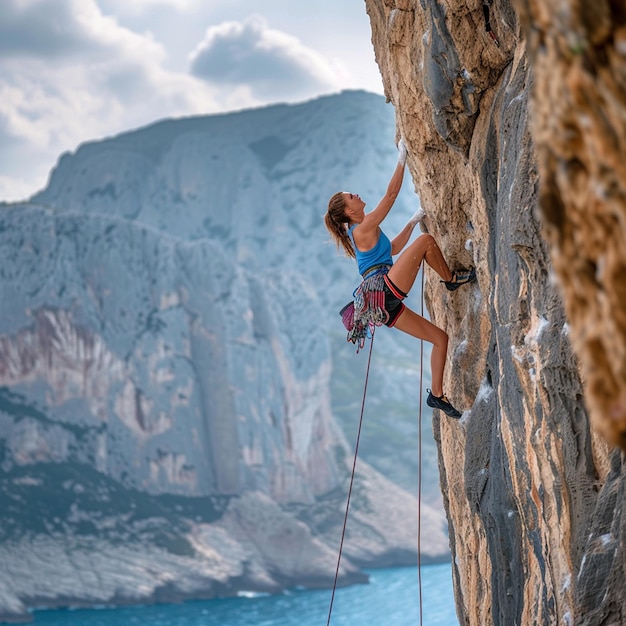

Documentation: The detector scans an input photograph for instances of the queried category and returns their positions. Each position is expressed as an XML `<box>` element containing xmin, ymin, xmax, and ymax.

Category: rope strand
<box><xmin>327</xmin><ymin>261</ymin><xmax>425</xmax><ymax>625</ymax></box>
<box><xmin>417</xmin><ymin>263</ymin><xmax>425</xmax><ymax>625</ymax></box>
<box><xmin>326</xmin><ymin>327</ymin><xmax>376</xmax><ymax>626</ymax></box>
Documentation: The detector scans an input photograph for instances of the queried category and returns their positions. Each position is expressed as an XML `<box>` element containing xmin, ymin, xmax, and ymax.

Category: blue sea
<box><xmin>30</xmin><ymin>564</ymin><xmax>457</xmax><ymax>625</ymax></box>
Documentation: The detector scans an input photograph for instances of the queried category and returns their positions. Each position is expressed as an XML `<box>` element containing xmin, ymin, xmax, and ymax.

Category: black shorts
<box><xmin>382</xmin><ymin>274</ymin><xmax>407</xmax><ymax>327</ymax></box>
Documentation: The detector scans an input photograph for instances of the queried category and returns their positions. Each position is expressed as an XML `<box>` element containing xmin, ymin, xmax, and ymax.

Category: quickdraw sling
<box><xmin>339</xmin><ymin>264</ymin><xmax>391</xmax><ymax>351</ymax></box>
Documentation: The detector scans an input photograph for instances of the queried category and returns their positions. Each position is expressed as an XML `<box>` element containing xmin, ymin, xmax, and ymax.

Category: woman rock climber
<box><xmin>324</xmin><ymin>140</ymin><xmax>475</xmax><ymax>419</ymax></box>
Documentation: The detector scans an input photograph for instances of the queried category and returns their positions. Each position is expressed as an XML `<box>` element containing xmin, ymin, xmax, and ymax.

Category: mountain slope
<box><xmin>30</xmin><ymin>89</ymin><xmax>440</xmax><ymax>495</ymax></box>
<box><xmin>0</xmin><ymin>91</ymin><xmax>448</xmax><ymax>622</ymax></box>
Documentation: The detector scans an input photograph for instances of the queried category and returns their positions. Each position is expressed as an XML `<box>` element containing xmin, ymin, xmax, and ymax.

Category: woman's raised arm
<box><xmin>358</xmin><ymin>140</ymin><xmax>407</xmax><ymax>238</ymax></box>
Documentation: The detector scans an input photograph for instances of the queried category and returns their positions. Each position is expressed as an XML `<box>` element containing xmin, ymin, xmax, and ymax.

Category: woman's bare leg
<box><xmin>393</xmin><ymin>306</ymin><xmax>448</xmax><ymax>397</ymax></box>
<box><xmin>388</xmin><ymin>234</ymin><xmax>453</xmax><ymax>294</ymax></box>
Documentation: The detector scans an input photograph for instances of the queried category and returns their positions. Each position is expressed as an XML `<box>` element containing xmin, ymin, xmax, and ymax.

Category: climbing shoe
<box><xmin>426</xmin><ymin>389</ymin><xmax>462</xmax><ymax>419</ymax></box>
<box><xmin>442</xmin><ymin>267</ymin><xmax>476</xmax><ymax>291</ymax></box>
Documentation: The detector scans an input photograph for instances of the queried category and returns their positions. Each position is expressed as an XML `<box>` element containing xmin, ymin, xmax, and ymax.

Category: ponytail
<box><xmin>324</xmin><ymin>192</ymin><xmax>355</xmax><ymax>259</ymax></box>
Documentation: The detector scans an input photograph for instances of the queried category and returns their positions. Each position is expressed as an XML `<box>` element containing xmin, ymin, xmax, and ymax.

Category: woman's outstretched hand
<box><xmin>397</xmin><ymin>138</ymin><xmax>408</xmax><ymax>165</ymax></box>
<box><xmin>409</xmin><ymin>207</ymin><xmax>426</xmax><ymax>226</ymax></box>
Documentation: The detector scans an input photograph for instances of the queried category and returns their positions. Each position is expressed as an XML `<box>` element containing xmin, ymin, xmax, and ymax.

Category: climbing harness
<box><xmin>340</xmin><ymin>265</ymin><xmax>391</xmax><ymax>351</ymax></box>
<box><xmin>328</xmin><ymin>262</ymin><xmax>426</xmax><ymax>625</ymax></box>
<box><xmin>326</xmin><ymin>326</ymin><xmax>376</xmax><ymax>626</ymax></box>
<box><xmin>353</xmin><ymin>265</ymin><xmax>391</xmax><ymax>328</ymax></box>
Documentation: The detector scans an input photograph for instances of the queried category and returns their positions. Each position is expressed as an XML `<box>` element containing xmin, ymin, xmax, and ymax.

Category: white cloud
<box><xmin>0</xmin><ymin>0</ymin><xmax>164</xmax><ymax>59</ymax></box>
<box><xmin>189</xmin><ymin>15</ymin><xmax>342</xmax><ymax>100</ymax></box>
<box><xmin>104</xmin><ymin>0</ymin><xmax>199</xmax><ymax>10</ymax></box>
<box><xmin>0</xmin><ymin>174</ymin><xmax>44</xmax><ymax>204</ymax></box>
<box><xmin>0</xmin><ymin>2</ymin><xmax>360</xmax><ymax>202</ymax></box>
<box><xmin>0</xmin><ymin>0</ymin><xmax>90</xmax><ymax>57</ymax></box>
<box><xmin>0</xmin><ymin>0</ymin><xmax>218</xmax><ymax>201</ymax></box>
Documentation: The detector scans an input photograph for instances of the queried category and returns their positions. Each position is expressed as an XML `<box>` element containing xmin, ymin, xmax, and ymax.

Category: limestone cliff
<box><xmin>366</xmin><ymin>0</ymin><xmax>626</xmax><ymax>624</ymax></box>
<box><xmin>0</xmin><ymin>94</ymin><xmax>452</xmax><ymax>623</ymax></box>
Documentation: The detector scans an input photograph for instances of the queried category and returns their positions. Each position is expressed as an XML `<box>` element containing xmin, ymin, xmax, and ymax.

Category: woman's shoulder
<box><xmin>350</xmin><ymin>220</ymin><xmax>381</xmax><ymax>235</ymax></box>
<box><xmin>351</xmin><ymin>224</ymin><xmax>381</xmax><ymax>253</ymax></box>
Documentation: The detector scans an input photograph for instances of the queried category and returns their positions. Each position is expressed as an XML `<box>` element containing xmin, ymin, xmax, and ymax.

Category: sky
<box><xmin>0</xmin><ymin>0</ymin><xmax>383</xmax><ymax>202</ymax></box>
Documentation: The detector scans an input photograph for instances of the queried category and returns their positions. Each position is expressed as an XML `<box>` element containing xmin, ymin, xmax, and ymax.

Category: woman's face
<box><xmin>343</xmin><ymin>192</ymin><xmax>366</xmax><ymax>221</ymax></box>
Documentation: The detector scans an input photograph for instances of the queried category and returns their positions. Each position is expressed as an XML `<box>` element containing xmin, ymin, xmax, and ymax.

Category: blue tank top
<box><xmin>349</xmin><ymin>225</ymin><xmax>393</xmax><ymax>276</ymax></box>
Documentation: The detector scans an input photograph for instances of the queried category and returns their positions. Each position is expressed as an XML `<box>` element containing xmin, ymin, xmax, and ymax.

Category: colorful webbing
<box><xmin>346</xmin><ymin>266</ymin><xmax>390</xmax><ymax>350</ymax></box>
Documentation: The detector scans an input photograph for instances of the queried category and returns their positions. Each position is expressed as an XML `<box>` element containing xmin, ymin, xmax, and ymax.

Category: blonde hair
<box><xmin>324</xmin><ymin>192</ymin><xmax>355</xmax><ymax>258</ymax></box>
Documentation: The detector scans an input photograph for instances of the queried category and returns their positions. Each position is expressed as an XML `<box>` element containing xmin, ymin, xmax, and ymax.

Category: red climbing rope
<box><xmin>327</xmin><ymin>262</ymin><xmax>426</xmax><ymax>625</ymax></box>
<box><xmin>417</xmin><ymin>263</ymin><xmax>425</xmax><ymax>625</ymax></box>
<box><xmin>326</xmin><ymin>326</ymin><xmax>376</xmax><ymax>626</ymax></box>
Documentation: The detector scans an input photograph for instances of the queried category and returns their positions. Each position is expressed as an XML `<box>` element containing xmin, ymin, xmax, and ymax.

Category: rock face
<box><xmin>516</xmin><ymin>0</ymin><xmax>626</xmax><ymax>451</ymax></box>
<box><xmin>366</xmin><ymin>0</ymin><xmax>626</xmax><ymax>624</ymax></box>
<box><xmin>0</xmin><ymin>92</ymin><xmax>451</xmax><ymax>623</ymax></box>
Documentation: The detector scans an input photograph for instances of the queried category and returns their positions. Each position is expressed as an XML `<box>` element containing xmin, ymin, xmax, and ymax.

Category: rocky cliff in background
<box><xmin>29</xmin><ymin>90</ymin><xmax>442</xmax><ymax>498</ymax></box>
<box><xmin>366</xmin><ymin>0</ymin><xmax>626</xmax><ymax>624</ymax></box>
<box><xmin>0</xmin><ymin>92</ymin><xmax>451</xmax><ymax>623</ymax></box>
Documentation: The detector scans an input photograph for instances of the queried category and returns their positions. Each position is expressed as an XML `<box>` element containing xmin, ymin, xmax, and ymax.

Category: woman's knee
<box><xmin>413</xmin><ymin>233</ymin><xmax>435</xmax><ymax>250</ymax></box>
<box><xmin>406</xmin><ymin>233</ymin><xmax>435</xmax><ymax>253</ymax></box>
